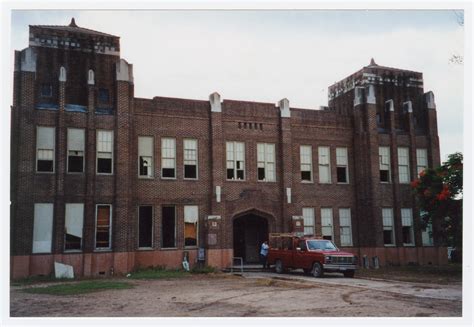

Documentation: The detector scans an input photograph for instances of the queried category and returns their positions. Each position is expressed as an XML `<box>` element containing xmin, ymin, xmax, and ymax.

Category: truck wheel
<box><xmin>275</xmin><ymin>260</ymin><xmax>284</xmax><ymax>274</ymax></box>
<box><xmin>343</xmin><ymin>270</ymin><xmax>355</xmax><ymax>278</ymax></box>
<box><xmin>312</xmin><ymin>262</ymin><xmax>324</xmax><ymax>278</ymax></box>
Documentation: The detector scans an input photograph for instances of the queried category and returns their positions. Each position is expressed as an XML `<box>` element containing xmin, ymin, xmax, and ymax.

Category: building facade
<box><xmin>10</xmin><ymin>19</ymin><xmax>447</xmax><ymax>279</ymax></box>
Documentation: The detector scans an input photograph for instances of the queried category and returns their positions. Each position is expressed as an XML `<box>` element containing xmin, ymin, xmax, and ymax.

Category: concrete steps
<box><xmin>222</xmin><ymin>264</ymin><xmax>274</xmax><ymax>273</ymax></box>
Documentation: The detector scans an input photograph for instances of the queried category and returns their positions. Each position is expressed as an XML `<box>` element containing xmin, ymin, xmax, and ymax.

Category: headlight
<box><xmin>325</xmin><ymin>256</ymin><xmax>332</xmax><ymax>263</ymax></box>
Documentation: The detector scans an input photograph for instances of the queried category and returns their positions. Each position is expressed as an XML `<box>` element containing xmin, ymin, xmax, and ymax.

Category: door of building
<box><xmin>233</xmin><ymin>214</ymin><xmax>268</xmax><ymax>263</ymax></box>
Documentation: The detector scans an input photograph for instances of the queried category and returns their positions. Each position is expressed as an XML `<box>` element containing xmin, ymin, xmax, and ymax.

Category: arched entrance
<box><xmin>233</xmin><ymin>211</ymin><xmax>269</xmax><ymax>263</ymax></box>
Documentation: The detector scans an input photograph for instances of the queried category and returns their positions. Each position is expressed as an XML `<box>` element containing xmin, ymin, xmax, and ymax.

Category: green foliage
<box><xmin>190</xmin><ymin>265</ymin><xmax>217</xmax><ymax>274</ymax></box>
<box><xmin>128</xmin><ymin>266</ymin><xmax>189</xmax><ymax>279</ymax></box>
<box><xmin>23</xmin><ymin>280</ymin><xmax>133</xmax><ymax>296</ymax></box>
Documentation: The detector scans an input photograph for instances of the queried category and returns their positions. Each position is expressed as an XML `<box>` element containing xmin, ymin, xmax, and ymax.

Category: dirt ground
<box><xmin>10</xmin><ymin>272</ymin><xmax>462</xmax><ymax>317</ymax></box>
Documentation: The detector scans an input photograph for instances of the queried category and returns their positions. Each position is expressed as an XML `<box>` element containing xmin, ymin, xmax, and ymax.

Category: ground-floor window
<box><xmin>95</xmin><ymin>204</ymin><xmax>112</xmax><ymax>249</ymax></box>
<box><xmin>401</xmin><ymin>208</ymin><xmax>414</xmax><ymax>246</ymax></box>
<box><xmin>382</xmin><ymin>208</ymin><xmax>395</xmax><ymax>246</ymax></box>
<box><xmin>302</xmin><ymin>207</ymin><xmax>315</xmax><ymax>236</ymax></box>
<box><xmin>138</xmin><ymin>206</ymin><xmax>153</xmax><ymax>248</ymax></box>
<box><xmin>33</xmin><ymin>203</ymin><xmax>54</xmax><ymax>253</ymax></box>
<box><xmin>321</xmin><ymin>208</ymin><xmax>333</xmax><ymax>240</ymax></box>
<box><xmin>184</xmin><ymin>205</ymin><xmax>198</xmax><ymax>247</ymax></box>
<box><xmin>339</xmin><ymin>208</ymin><xmax>352</xmax><ymax>246</ymax></box>
<box><xmin>162</xmin><ymin>206</ymin><xmax>176</xmax><ymax>248</ymax></box>
<box><xmin>420</xmin><ymin>211</ymin><xmax>434</xmax><ymax>246</ymax></box>
<box><xmin>65</xmin><ymin>203</ymin><xmax>84</xmax><ymax>251</ymax></box>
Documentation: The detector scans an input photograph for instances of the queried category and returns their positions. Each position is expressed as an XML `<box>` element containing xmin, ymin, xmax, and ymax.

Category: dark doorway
<box><xmin>233</xmin><ymin>214</ymin><xmax>268</xmax><ymax>263</ymax></box>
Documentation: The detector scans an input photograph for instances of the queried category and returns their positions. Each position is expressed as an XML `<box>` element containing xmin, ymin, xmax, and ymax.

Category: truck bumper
<box><xmin>323</xmin><ymin>264</ymin><xmax>357</xmax><ymax>271</ymax></box>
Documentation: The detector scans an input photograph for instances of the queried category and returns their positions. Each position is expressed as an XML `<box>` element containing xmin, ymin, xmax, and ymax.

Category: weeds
<box><xmin>23</xmin><ymin>280</ymin><xmax>133</xmax><ymax>296</ymax></box>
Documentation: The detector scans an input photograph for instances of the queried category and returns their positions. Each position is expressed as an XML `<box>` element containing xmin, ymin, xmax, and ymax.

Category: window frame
<box><xmin>300</xmin><ymin>145</ymin><xmax>313</xmax><ymax>183</ymax></box>
<box><xmin>184</xmin><ymin>205</ymin><xmax>199</xmax><ymax>248</ymax></box>
<box><xmin>64</xmin><ymin>203</ymin><xmax>84</xmax><ymax>252</ymax></box>
<box><xmin>257</xmin><ymin>143</ymin><xmax>276</xmax><ymax>182</ymax></box>
<box><xmin>32</xmin><ymin>203</ymin><xmax>54</xmax><ymax>254</ymax></box>
<box><xmin>302</xmin><ymin>207</ymin><xmax>315</xmax><ymax>236</ymax></box>
<box><xmin>318</xmin><ymin>146</ymin><xmax>331</xmax><ymax>184</ymax></box>
<box><xmin>398</xmin><ymin>147</ymin><xmax>411</xmax><ymax>184</ymax></box>
<box><xmin>161</xmin><ymin>205</ymin><xmax>177</xmax><ymax>249</ymax></box>
<box><xmin>379</xmin><ymin>146</ymin><xmax>391</xmax><ymax>183</ymax></box>
<box><xmin>96</xmin><ymin>130</ymin><xmax>114</xmax><ymax>175</ymax></box>
<box><xmin>420</xmin><ymin>210</ymin><xmax>434</xmax><ymax>247</ymax></box>
<box><xmin>339</xmin><ymin>208</ymin><xmax>353</xmax><ymax>246</ymax></box>
<box><xmin>138</xmin><ymin>205</ymin><xmax>154</xmax><ymax>249</ymax></box>
<box><xmin>67</xmin><ymin>128</ymin><xmax>85</xmax><ymax>174</ymax></box>
<box><xmin>94</xmin><ymin>204</ymin><xmax>112</xmax><ymax>251</ymax></box>
<box><xmin>138</xmin><ymin>136</ymin><xmax>154</xmax><ymax>179</ymax></box>
<box><xmin>321</xmin><ymin>208</ymin><xmax>334</xmax><ymax>240</ymax></box>
<box><xmin>382</xmin><ymin>208</ymin><xmax>395</xmax><ymax>246</ymax></box>
<box><xmin>416</xmin><ymin>148</ymin><xmax>428</xmax><ymax>176</ymax></box>
<box><xmin>336</xmin><ymin>147</ymin><xmax>349</xmax><ymax>184</ymax></box>
<box><xmin>226</xmin><ymin>141</ymin><xmax>246</xmax><ymax>181</ymax></box>
<box><xmin>161</xmin><ymin>137</ymin><xmax>176</xmax><ymax>179</ymax></box>
<box><xmin>183</xmin><ymin>138</ymin><xmax>198</xmax><ymax>180</ymax></box>
<box><xmin>36</xmin><ymin>126</ymin><xmax>55</xmax><ymax>174</ymax></box>
<box><xmin>401</xmin><ymin>208</ymin><xmax>415</xmax><ymax>246</ymax></box>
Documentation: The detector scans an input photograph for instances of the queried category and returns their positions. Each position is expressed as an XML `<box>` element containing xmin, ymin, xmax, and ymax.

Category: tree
<box><xmin>411</xmin><ymin>153</ymin><xmax>463</xmax><ymax>258</ymax></box>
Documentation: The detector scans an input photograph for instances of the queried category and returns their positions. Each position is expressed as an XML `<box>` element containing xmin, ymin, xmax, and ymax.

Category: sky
<box><xmin>9</xmin><ymin>9</ymin><xmax>465</xmax><ymax>162</ymax></box>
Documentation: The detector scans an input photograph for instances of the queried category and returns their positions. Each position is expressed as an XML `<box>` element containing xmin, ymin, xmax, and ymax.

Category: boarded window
<box><xmin>65</xmin><ymin>203</ymin><xmax>84</xmax><ymax>250</ymax></box>
<box><xmin>339</xmin><ymin>208</ymin><xmax>352</xmax><ymax>246</ymax></box>
<box><xmin>226</xmin><ymin>142</ymin><xmax>245</xmax><ymax>180</ymax></box>
<box><xmin>97</xmin><ymin>130</ymin><xmax>113</xmax><ymax>174</ymax></box>
<box><xmin>138</xmin><ymin>136</ymin><xmax>154</xmax><ymax>178</ymax></box>
<box><xmin>401</xmin><ymin>208</ymin><xmax>414</xmax><ymax>245</ymax></box>
<box><xmin>382</xmin><ymin>208</ymin><xmax>394</xmax><ymax>245</ymax></box>
<box><xmin>257</xmin><ymin>143</ymin><xmax>276</xmax><ymax>182</ymax></box>
<box><xmin>36</xmin><ymin>126</ymin><xmax>55</xmax><ymax>172</ymax></box>
<box><xmin>95</xmin><ymin>205</ymin><xmax>112</xmax><ymax>249</ymax></box>
<box><xmin>336</xmin><ymin>147</ymin><xmax>348</xmax><ymax>183</ymax></box>
<box><xmin>161</xmin><ymin>138</ymin><xmax>176</xmax><ymax>178</ymax></box>
<box><xmin>184</xmin><ymin>205</ymin><xmax>198</xmax><ymax>247</ymax></box>
<box><xmin>321</xmin><ymin>208</ymin><xmax>333</xmax><ymax>240</ymax></box>
<box><xmin>32</xmin><ymin>203</ymin><xmax>53</xmax><ymax>253</ymax></box>
<box><xmin>184</xmin><ymin>139</ymin><xmax>198</xmax><ymax>179</ymax></box>
<box><xmin>300</xmin><ymin>145</ymin><xmax>312</xmax><ymax>182</ymax></box>
<box><xmin>138</xmin><ymin>206</ymin><xmax>153</xmax><ymax>248</ymax></box>
<box><xmin>398</xmin><ymin>147</ymin><xmax>410</xmax><ymax>183</ymax></box>
<box><xmin>379</xmin><ymin>147</ymin><xmax>390</xmax><ymax>182</ymax></box>
<box><xmin>162</xmin><ymin>206</ymin><xmax>176</xmax><ymax>248</ymax></box>
<box><xmin>302</xmin><ymin>207</ymin><xmax>315</xmax><ymax>236</ymax></box>
<box><xmin>416</xmin><ymin>148</ymin><xmax>428</xmax><ymax>176</ymax></box>
<box><xmin>67</xmin><ymin>128</ymin><xmax>85</xmax><ymax>173</ymax></box>
<box><xmin>318</xmin><ymin>147</ymin><xmax>331</xmax><ymax>183</ymax></box>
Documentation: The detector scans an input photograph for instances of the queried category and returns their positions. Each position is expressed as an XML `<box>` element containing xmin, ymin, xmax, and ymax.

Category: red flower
<box><xmin>420</xmin><ymin>170</ymin><xmax>426</xmax><ymax>177</ymax></box>
<box><xmin>411</xmin><ymin>179</ymin><xmax>420</xmax><ymax>188</ymax></box>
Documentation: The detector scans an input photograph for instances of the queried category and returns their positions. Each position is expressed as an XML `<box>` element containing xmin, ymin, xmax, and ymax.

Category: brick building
<box><xmin>10</xmin><ymin>19</ymin><xmax>447</xmax><ymax>279</ymax></box>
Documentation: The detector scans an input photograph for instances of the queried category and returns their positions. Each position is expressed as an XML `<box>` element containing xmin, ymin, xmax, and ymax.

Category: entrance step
<box><xmin>222</xmin><ymin>264</ymin><xmax>273</xmax><ymax>273</ymax></box>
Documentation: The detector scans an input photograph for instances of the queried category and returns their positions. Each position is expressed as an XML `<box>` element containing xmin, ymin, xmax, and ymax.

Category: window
<box><xmin>95</xmin><ymin>205</ymin><xmax>112</xmax><ymax>249</ymax></box>
<box><xmin>319</xmin><ymin>147</ymin><xmax>331</xmax><ymax>183</ymax></box>
<box><xmin>420</xmin><ymin>211</ymin><xmax>434</xmax><ymax>246</ymax></box>
<box><xmin>96</xmin><ymin>130</ymin><xmax>113</xmax><ymax>174</ymax></box>
<box><xmin>98</xmin><ymin>88</ymin><xmax>109</xmax><ymax>103</ymax></box>
<box><xmin>40</xmin><ymin>83</ymin><xmax>52</xmax><ymax>97</ymax></box>
<box><xmin>161</xmin><ymin>138</ymin><xmax>176</xmax><ymax>178</ymax></box>
<box><xmin>36</xmin><ymin>126</ymin><xmax>55</xmax><ymax>172</ymax></box>
<box><xmin>257</xmin><ymin>143</ymin><xmax>276</xmax><ymax>182</ymax></box>
<box><xmin>416</xmin><ymin>148</ymin><xmax>428</xmax><ymax>176</ymax></box>
<box><xmin>32</xmin><ymin>203</ymin><xmax>53</xmax><ymax>253</ymax></box>
<box><xmin>67</xmin><ymin>128</ymin><xmax>85</xmax><ymax>173</ymax></box>
<box><xmin>184</xmin><ymin>205</ymin><xmax>199</xmax><ymax>247</ymax></box>
<box><xmin>138</xmin><ymin>206</ymin><xmax>153</xmax><ymax>248</ymax></box>
<box><xmin>336</xmin><ymin>147</ymin><xmax>349</xmax><ymax>183</ymax></box>
<box><xmin>401</xmin><ymin>208</ymin><xmax>414</xmax><ymax>246</ymax></box>
<box><xmin>382</xmin><ymin>208</ymin><xmax>395</xmax><ymax>246</ymax></box>
<box><xmin>379</xmin><ymin>147</ymin><xmax>390</xmax><ymax>182</ymax></box>
<box><xmin>300</xmin><ymin>145</ymin><xmax>312</xmax><ymax>182</ymax></box>
<box><xmin>162</xmin><ymin>206</ymin><xmax>176</xmax><ymax>248</ymax></box>
<box><xmin>302</xmin><ymin>208</ymin><xmax>315</xmax><ymax>236</ymax></box>
<box><xmin>138</xmin><ymin>136</ymin><xmax>154</xmax><ymax>178</ymax></box>
<box><xmin>339</xmin><ymin>208</ymin><xmax>352</xmax><ymax>246</ymax></box>
<box><xmin>184</xmin><ymin>139</ymin><xmax>198</xmax><ymax>179</ymax></box>
<box><xmin>226</xmin><ymin>141</ymin><xmax>245</xmax><ymax>180</ymax></box>
<box><xmin>65</xmin><ymin>203</ymin><xmax>84</xmax><ymax>251</ymax></box>
<box><xmin>321</xmin><ymin>208</ymin><xmax>334</xmax><ymax>240</ymax></box>
<box><xmin>398</xmin><ymin>147</ymin><xmax>410</xmax><ymax>183</ymax></box>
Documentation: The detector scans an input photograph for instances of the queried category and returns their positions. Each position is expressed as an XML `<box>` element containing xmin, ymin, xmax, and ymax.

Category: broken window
<box><xmin>36</xmin><ymin>126</ymin><xmax>55</xmax><ymax>172</ymax></box>
<box><xmin>96</xmin><ymin>130</ymin><xmax>113</xmax><ymax>174</ymax></box>
<box><xmin>32</xmin><ymin>203</ymin><xmax>53</xmax><ymax>253</ymax></box>
<box><xmin>257</xmin><ymin>143</ymin><xmax>275</xmax><ymax>182</ymax></box>
<box><xmin>382</xmin><ymin>208</ymin><xmax>395</xmax><ymax>246</ymax></box>
<box><xmin>95</xmin><ymin>205</ymin><xmax>112</xmax><ymax>249</ymax></box>
<box><xmin>416</xmin><ymin>148</ymin><xmax>428</xmax><ymax>176</ymax></box>
<box><xmin>138</xmin><ymin>136</ymin><xmax>154</xmax><ymax>178</ymax></box>
<box><xmin>138</xmin><ymin>206</ymin><xmax>153</xmax><ymax>248</ymax></box>
<box><xmin>398</xmin><ymin>147</ymin><xmax>410</xmax><ymax>183</ymax></box>
<box><xmin>401</xmin><ymin>208</ymin><xmax>414</xmax><ymax>245</ymax></box>
<box><xmin>161</xmin><ymin>138</ymin><xmax>176</xmax><ymax>178</ymax></box>
<box><xmin>321</xmin><ymin>208</ymin><xmax>333</xmax><ymax>240</ymax></box>
<box><xmin>184</xmin><ymin>139</ymin><xmax>198</xmax><ymax>179</ymax></box>
<box><xmin>336</xmin><ymin>147</ymin><xmax>349</xmax><ymax>183</ymax></box>
<box><xmin>302</xmin><ymin>207</ymin><xmax>315</xmax><ymax>236</ymax></box>
<box><xmin>379</xmin><ymin>146</ymin><xmax>390</xmax><ymax>183</ymax></box>
<box><xmin>300</xmin><ymin>145</ymin><xmax>312</xmax><ymax>182</ymax></box>
<box><xmin>162</xmin><ymin>206</ymin><xmax>176</xmax><ymax>248</ymax></box>
<box><xmin>226</xmin><ymin>141</ymin><xmax>245</xmax><ymax>180</ymax></box>
<box><xmin>339</xmin><ymin>208</ymin><xmax>352</xmax><ymax>246</ymax></box>
<box><xmin>318</xmin><ymin>146</ymin><xmax>331</xmax><ymax>183</ymax></box>
<box><xmin>184</xmin><ymin>205</ymin><xmax>198</xmax><ymax>247</ymax></box>
<box><xmin>65</xmin><ymin>203</ymin><xmax>84</xmax><ymax>251</ymax></box>
<box><xmin>67</xmin><ymin>128</ymin><xmax>85</xmax><ymax>173</ymax></box>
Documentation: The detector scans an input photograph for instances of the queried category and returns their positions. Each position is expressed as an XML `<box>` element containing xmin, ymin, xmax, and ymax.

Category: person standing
<box><xmin>260</xmin><ymin>241</ymin><xmax>269</xmax><ymax>269</ymax></box>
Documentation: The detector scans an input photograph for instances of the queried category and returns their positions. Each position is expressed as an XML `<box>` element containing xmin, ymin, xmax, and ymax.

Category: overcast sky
<box><xmin>10</xmin><ymin>10</ymin><xmax>464</xmax><ymax>162</ymax></box>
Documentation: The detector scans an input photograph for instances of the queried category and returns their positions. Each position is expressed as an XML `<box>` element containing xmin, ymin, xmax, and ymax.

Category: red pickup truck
<box><xmin>267</xmin><ymin>234</ymin><xmax>357</xmax><ymax>278</ymax></box>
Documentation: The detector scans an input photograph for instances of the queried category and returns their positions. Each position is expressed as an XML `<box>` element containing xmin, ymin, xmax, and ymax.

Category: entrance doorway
<box><xmin>233</xmin><ymin>213</ymin><xmax>268</xmax><ymax>263</ymax></box>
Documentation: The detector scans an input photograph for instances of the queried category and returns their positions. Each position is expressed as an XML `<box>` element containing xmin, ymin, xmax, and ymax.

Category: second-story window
<box><xmin>96</xmin><ymin>130</ymin><xmax>113</xmax><ymax>174</ymax></box>
<box><xmin>161</xmin><ymin>138</ymin><xmax>176</xmax><ymax>178</ymax></box>
<box><xmin>336</xmin><ymin>147</ymin><xmax>349</xmax><ymax>183</ymax></box>
<box><xmin>138</xmin><ymin>136</ymin><xmax>154</xmax><ymax>178</ymax></box>
<box><xmin>36</xmin><ymin>126</ymin><xmax>55</xmax><ymax>173</ymax></box>
<box><xmin>318</xmin><ymin>146</ymin><xmax>331</xmax><ymax>183</ymax></box>
<box><xmin>184</xmin><ymin>139</ymin><xmax>198</xmax><ymax>179</ymax></box>
<box><xmin>67</xmin><ymin>128</ymin><xmax>85</xmax><ymax>173</ymax></box>
<box><xmin>226</xmin><ymin>141</ymin><xmax>245</xmax><ymax>180</ymax></box>
<box><xmin>398</xmin><ymin>147</ymin><xmax>410</xmax><ymax>183</ymax></box>
<box><xmin>416</xmin><ymin>148</ymin><xmax>428</xmax><ymax>176</ymax></box>
<box><xmin>300</xmin><ymin>145</ymin><xmax>312</xmax><ymax>182</ymax></box>
<box><xmin>379</xmin><ymin>146</ymin><xmax>390</xmax><ymax>183</ymax></box>
<box><xmin>257</xmin><ymin>143</ymin><xmax>275</xmax><ymax>182</ymax></box>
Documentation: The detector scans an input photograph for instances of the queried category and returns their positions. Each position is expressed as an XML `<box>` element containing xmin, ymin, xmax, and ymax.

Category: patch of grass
<box><xmin>191</xmin><ymin>265</ymin><xmax>217</xmax><ymax>274</ymax></box>
<box><xmin>23</xmin><ymin>280</ymin><xmax>133</xmax><ymax>296</ymax></box>
<box><xmin>128</xmin><ymin>266</ymin><xmax>189</xmax><ymax>279</ymax></box>
<box><xmin>11</xmin><ymin>275</ymin><xmax>71</xmax><ymax>287</ymax></box>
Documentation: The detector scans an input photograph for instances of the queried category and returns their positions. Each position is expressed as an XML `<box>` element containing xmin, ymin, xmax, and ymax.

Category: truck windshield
<box><xmin>307</xmin><ymin>240</ymin><xmax>338</xmax><ymax>251</ymax></box>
